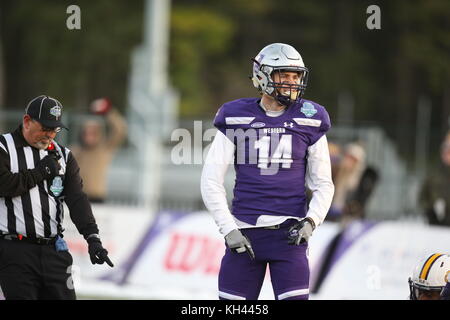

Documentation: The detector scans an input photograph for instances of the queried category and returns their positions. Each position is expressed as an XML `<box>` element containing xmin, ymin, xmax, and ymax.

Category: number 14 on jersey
<box><xmin>254</xmin><ymin>134</ymin><xmax>293</xmax><ymax>171</ymax></box>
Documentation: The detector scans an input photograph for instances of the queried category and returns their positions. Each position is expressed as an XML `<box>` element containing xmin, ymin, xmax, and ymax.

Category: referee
<box><xmin>0</xmin><ymin>95</ymin><xmax>113</xmax><ymax>300</ymax></box>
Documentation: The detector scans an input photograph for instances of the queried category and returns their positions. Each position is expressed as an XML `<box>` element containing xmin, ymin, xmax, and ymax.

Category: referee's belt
<box><xmin>0</xmin><ymin>233</ymin><xmax>57</xmax><ymax>245</ymax></box>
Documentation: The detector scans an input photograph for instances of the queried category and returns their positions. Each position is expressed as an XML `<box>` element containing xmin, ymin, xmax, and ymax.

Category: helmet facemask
<box><xmin>408</xmin><ymin>278</ymin><xmax>443</xmax><ymax>300</ymax></box>
<box><xmin>408</xmin><ymin>253</ymin><xmax>450</xmax><ymax>300</ymax></box>
<box><xmin>270</xmin><ymin>68</ymin><xmax>309</xmax><ymax>107</ymax></box>
<box><xmin>253</xmin><ymin>61</ymin><xmax>309</xmax><ymax>107</ymax></box>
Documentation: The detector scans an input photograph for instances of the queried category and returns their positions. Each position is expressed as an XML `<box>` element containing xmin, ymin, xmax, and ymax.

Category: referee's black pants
<box><xmin>0</xmin><ymin>238</ymin><xmax>76</xmax><ymax>300</ymax></box>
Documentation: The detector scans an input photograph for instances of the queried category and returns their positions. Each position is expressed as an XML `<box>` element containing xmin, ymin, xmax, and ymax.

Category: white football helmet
<box><xmin>251</xmin><ymin>43</ymin><xmax>309</xmax><ymax>107</ymax></box>
<box><xmin>408</xmin><ymin>253</ymin><xmax>450</xmax><ymax>300</ymax></box>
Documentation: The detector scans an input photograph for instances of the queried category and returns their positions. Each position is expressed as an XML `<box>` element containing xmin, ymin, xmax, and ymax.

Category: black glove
<box><xmin>36</xmin><ymin>155</ymin><xmax>60</xmax><ymax>180</ymax></box>
<box><xmin>87</xmin><ymin>237</ymin><xmax>114</xmax><ymax>267</ymax></box>
<box><xmin>287</xmin><ymin>218</ymin><xmax>315</xmax><ymax>245</ymax></box>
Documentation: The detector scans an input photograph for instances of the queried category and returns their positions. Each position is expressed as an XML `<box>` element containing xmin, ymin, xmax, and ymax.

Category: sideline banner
<box><xmin>63</xmin><ymin>204</ymin><xmax>155</xmax><ymax>292</ymax></box>
<box><xmin>10</xmin><ymin>206</ymin><xmax>447</xmax><ymax>300</ymax></box>
<box><xmin>315</xmin><ymin>220</ymin><xmax>450</xmax><ymax>299</ymax></box>
<box><xmin>65</xmin><ymin>209</ymin><xmax>340</xmax><ymax>299</ymax></box>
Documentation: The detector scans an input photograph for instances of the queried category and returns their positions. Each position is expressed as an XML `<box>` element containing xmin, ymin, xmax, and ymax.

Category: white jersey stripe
<box><xmin>218</xmin><ymin>291</ymin><xmax>246</xmax><ymax>300</ymax></box>
<box><xmin>24</xmin><ymin>146</ymin><xmax>45</xmax><ymax>237</ymax></box>
<box><xmin>0</xmin><ymin>203</ymin><xmax>6</xmax><ymax>233</ymax></box>
<box><xmin>12</xmin><ymin>198</ymin><xmax>26</xmax><ymax>235</ymax></box>
<box><xmin>49</xmin><ymin>142</ymin><xmax>68</xmax><ymax>236</ymax></box>
<box><xmin>293</xmin><ymin>118</ymin><xmax>322</xmax><ymax>127</ymax></box>
<box><xmin>278</xmin><ymin>288</ymin><xmax>309</xmax><ymax>300</ymax></box>
<box><xmin>225</xmin><ymin>117</ymin><xmax>256</xmax><ymax>125</ymax></box>
<box><xmin>39</xmin><ymin>149</ymin><xmax>58</xmax><ymax>236</ymax></box>
<box><xmin>0</xmin><ymin>138</ymin><xmax>8</xmax><ymax>233</ymax></box>
<box><xmin>0</xmin><ymin>195</ymin><xmax>6</xmax><ymax>233</ymax></box>
<box><xmin>4</xmin><ymin>134</ymin><xmax>26</xmax><ymax>235</ymax></box>
<box><xmin>4</xmin><ymin>134</ymin><xmax>18</xmax><ymax>173</ymax></box>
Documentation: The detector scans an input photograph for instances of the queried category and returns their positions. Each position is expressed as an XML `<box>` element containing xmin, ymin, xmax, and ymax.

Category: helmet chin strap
<box><xmin>273</xmin><ymin>88</ymin><xmax>299</xmax><ymax>107</ymax></box>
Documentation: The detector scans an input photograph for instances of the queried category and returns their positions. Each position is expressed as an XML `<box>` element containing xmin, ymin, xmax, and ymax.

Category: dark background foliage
<box><xmin>1</xmin><ymin>0</ymin><xmax>449</xmax><ymax>163</ymax></box>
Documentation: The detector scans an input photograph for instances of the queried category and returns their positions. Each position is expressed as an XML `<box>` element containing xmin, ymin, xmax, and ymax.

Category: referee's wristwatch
<box><xmin>85</xmin><ymin>234</ymin><xmax>114</xmax><ymax>267</ymax></box>
<box><xmin>86</xmin><ymin>233</ymin><xmax>101</xmax><ymax>240</ymax></box>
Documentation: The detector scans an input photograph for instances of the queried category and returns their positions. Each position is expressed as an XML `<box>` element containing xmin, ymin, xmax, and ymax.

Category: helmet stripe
<box><xmin>420</xmin><ymin>253</ymin><xmax>443</xmax><ymax>280</ymax></box>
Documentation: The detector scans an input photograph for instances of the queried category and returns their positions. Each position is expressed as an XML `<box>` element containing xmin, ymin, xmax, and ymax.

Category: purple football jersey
<box><xmin>214</xmin><ymin>98</ymin><xmax>331</xmax><ymax>225</ymax></box>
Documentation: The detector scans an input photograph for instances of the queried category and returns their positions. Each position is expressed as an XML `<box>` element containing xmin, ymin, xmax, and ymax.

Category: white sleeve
<box><xmin>305</xmin><ymin>135</ymin><xmax>335</xmax><ymax>227</ymax></box>
<box><xmin>201</xmin><ymin>130</ymin><xmax>238</xmax><ymax>237</ymax></box>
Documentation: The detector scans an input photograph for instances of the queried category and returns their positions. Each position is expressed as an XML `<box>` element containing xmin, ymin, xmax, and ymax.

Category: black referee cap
<box><xmin>25</xmin><ymin>95</ymin><xmax>68</xmax><ymax>130</ymax></box>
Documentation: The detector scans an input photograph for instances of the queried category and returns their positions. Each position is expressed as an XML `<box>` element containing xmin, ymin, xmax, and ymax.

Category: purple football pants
<box><xmin>218</xmin><ymin>219</ymin><xmax>310</xmax><ymax>300</ymax></box>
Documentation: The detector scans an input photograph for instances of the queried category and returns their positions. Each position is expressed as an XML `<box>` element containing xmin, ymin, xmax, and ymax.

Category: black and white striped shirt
<box><xmin>0</xmin><ymin>126</ymin><xmax>99</xmax><ymax>239</ymax></box>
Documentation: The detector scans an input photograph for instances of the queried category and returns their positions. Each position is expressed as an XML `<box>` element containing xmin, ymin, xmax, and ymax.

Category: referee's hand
<box><xmin>87</xmin><ymin>237</ymin><xmax>114</xmax><ymax>267</ymax></box>
<box><xmin>36</xmin><ymin>155</ymin><xmax>60</xmax><ymax>180</ymax></box>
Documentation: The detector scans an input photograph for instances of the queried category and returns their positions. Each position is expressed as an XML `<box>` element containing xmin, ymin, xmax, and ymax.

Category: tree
<box><xmin>0</xmin><ymin>0</ymin><xmax>143</xmax><ymax>111</ymax></box>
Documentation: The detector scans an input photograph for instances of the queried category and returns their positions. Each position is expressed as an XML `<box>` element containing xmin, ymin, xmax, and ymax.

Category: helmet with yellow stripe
<box><xmin>408</xmin><ymin>253</ymin><xmax>450</xmax><ymax>300</ymax></box>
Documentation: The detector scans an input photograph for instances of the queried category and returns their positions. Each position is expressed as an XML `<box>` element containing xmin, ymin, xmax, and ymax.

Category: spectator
<box><xmin>328</xmin><ymin>141</ymin><xmax>342</xmax><ymax>182</ymax></box>
<box><xmin>329</xmin><ymin>142</ymin><xmax>378</xmax><ymax>223</ymax></box>
<box><xmin>326</xmin><ymin>141</ymin><xmax>343</xmax><ymax>221</ymax></box>
<box><xmin>419</xmin><ymin>130</ymin><xmax>450</xmax><ymax>226</ymax></box>
<box><xmin>70</xmin><ymin>98</ymin><xmax>127</xmax><ymax>203</ymax></box>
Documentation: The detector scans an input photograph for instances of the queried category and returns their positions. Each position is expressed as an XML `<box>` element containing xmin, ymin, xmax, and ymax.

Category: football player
<box><xmin>408</xmin><ymin>253</ymin><xmax>450</xmax><ymax>300</ymax></box>
<box><xmin>201</xmin><ymin>43</ymin><xmax>334</xmax><ymax>300</ymax></box>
